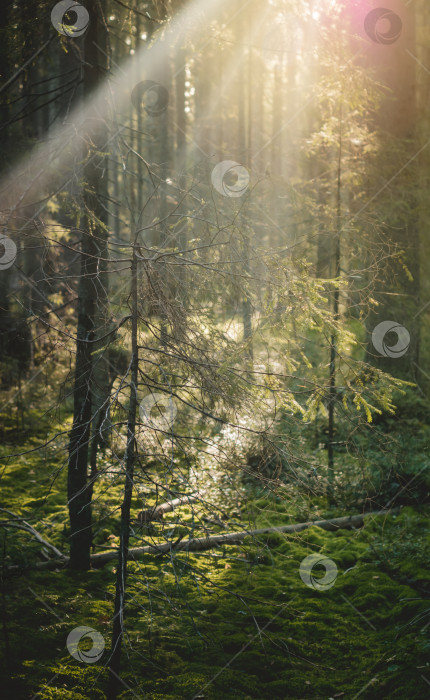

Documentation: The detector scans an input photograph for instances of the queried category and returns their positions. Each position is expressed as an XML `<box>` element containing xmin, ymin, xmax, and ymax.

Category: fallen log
<box><xmin>7</xmin><ymin>508</ymin><xmax>397</xmax><ymax>572</ymax></box>
<box><xmin>137</xmin><ymin>493</ymin><xmax>201</xmax><ymax>524</ymax></box>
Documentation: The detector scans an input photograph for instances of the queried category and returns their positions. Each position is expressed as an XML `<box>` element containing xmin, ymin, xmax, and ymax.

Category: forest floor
<box><xmin>1</xmin><ymin>406</ymin><xmax>429</xmax><ymax>699</ymax></box>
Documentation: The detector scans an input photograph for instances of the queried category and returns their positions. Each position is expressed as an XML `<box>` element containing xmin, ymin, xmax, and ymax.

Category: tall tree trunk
<box><xmin>0</xmin><ymin>0</ymin><xmax>15</xmax><ymax>365</ymax></box>
<box><xmin>270</xmin><ymin>64</ymin><xmax>283</xmax><ymax>183</ymax></box>
<box><xmin>107</xmin><ymin>247</ymin><xmax>139</xmax><ymax>699</ymax></box>
<box><xmin>237</xmin><ymin>18</ymin><xmax>253</xmax><ymax>360</ymax></box>
<box><xmin>67</xmin><ymin>0</ymin><xmax>108</xmax><ymax>570</ymax></box>
<box><xmin>327</xmin><ymin>103</ymin><xmax>343</xmax><ymax>502</ymax></box>
<box><xmin>175</xmin><ymin>31</ymin><xmax>188</xmax><ymax>304</ymax></box>
<box><xmin>158</xmin><ymin>46</ymin><xmax>171</xmax><ymax>347</ymax></box>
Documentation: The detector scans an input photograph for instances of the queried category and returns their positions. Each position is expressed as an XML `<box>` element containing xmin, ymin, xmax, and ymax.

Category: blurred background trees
<box><xmin>1</xmin><ymin>0</ymin><xmax>428</xmax><ymax>538</ymax></box>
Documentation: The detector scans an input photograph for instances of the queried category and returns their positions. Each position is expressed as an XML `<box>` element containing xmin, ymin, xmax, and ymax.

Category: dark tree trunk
<box><xmin>0</xmin><ymin>0</ymin><xmax>15</xmax><ymax>364</ymax></box>
<box><xmin>107</xmin><ymin>249</ymin><xmax>139</xmax><ymax>699</ymax></box>
<box><xmin>327</xmin><ymin>105</ymin><xmax>343</xmax><ymax>502</ymax></box>
<box><xmin>67</xmin><ymin>0</ymin><xmax>108</xmax><ymax>571</ymax></box>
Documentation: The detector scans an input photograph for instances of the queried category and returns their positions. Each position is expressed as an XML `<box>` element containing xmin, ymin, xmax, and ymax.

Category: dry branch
<box><xmin>0</xmin><ymin>508</ymin><xmax>65</xmax><ymax>559</ymax></box>
<box><xmin>137</xmin><ymin>493</ymin><xmax>201</xmax><ymax>524</ymax></box>
<box><xmin>7</xmin><ymin>509</ymin><xmax>396</xmax><ymax>572</ymax></box>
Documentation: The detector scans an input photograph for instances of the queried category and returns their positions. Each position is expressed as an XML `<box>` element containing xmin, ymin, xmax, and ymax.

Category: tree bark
<box><xmin>67</xmin><ymin>0</ymin><xmax>108</xmax><ymax>571</ymax></box>
<box><xmin>107</xmin><ymin>247</ymin><xmax>139</xmax><ymax>699</ymax></box>
<box><xmin>327</xmin><ymin>102</ymin><xmax>343</xmax><ymax>502</ymax></box>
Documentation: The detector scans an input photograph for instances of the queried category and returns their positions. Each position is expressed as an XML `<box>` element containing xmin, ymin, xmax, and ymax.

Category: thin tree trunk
<box><xmin>238</xmin><ymin>17</ymin><xmax>253</xmax><ymax>360</ymax></box>
<box><xmin>90</xmin><ymin>0</ymin><xmax>112</xmax><ymax>466</ymax></box>
<box><xmin>271</xmin><ymin>64</ymin><xmax>282</xmax><ymax>181</ymax></box>
<box><xmin>107</xmin><ymin>246</ymin><xmax>139</xmax><ymax>699</ymax></box>
<box><xmin>175</xmin><ymin>32</ymin><xmax>188</xmax><ymax>302</ymax></box>
<box><xmin>327</xmin><ymin>103</ymin><xmax>342</xmax><ymax>502</ymax></box>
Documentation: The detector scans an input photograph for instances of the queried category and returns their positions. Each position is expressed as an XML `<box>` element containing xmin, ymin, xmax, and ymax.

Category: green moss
<box><xmin>2</xmin><ymin>417</ymin><xmax>429</xmax><ymax>698</ymax></box>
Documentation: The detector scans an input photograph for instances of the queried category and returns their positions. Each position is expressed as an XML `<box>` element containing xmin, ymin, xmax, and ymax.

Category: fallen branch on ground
<box><xmin>0</xmin><ymin>508</ymin><xmax>65</xmax><ymax>559</ymax></box>
<box><xmin>137</xmin><ymin>493</ymin><xmax>201</xmax><ymax>524</ymax></box>
<box><xmin>6</xmin><ymin>508</ymin><xmax>397</xmax><ymax>572</ymax></box>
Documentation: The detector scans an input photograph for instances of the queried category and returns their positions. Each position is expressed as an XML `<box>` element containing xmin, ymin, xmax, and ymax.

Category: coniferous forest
<box><xmin>1</xmin><ymin>1</ymin><xmax>430</xmax><ymax>698</ymax></box>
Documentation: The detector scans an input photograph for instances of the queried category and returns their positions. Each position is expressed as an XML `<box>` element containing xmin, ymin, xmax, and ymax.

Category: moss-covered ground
<box><xmin>1</xmin><ymin>406</ymin><xmax>429</xmax><ymax>699</ymax></box>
